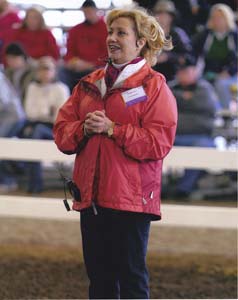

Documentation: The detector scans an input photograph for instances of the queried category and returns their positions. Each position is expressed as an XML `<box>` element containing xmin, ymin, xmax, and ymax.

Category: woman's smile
<box><xmin>108</xmin><ymin>44</ymin><xmax>121</xmax><ymax>53</ymax></box>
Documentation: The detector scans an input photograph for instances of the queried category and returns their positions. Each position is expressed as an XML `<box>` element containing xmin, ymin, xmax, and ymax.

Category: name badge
<box><xmin>121</xmin><ymin>86</ymin><xmax>147</xmax><ymax>107</ymax></box>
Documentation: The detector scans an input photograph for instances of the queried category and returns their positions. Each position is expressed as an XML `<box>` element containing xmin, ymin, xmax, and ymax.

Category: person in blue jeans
<box><xmin>170</xmin><ymin>55</ymin><xmax>220</xmax><ymax>198</ymax></box>
<box><xmin>26</xmin><ymin>123</ymin><xmax>53</xmax><ymax>193</ymax></box>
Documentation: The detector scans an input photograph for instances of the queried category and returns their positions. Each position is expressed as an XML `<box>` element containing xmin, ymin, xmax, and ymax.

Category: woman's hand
<box><xmin>84</xmin><ymin>110</ymin><xmax>113</xmax><ymax>135</ymax></box>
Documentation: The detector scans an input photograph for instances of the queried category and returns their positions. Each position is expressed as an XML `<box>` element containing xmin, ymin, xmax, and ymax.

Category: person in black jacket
<box><xmin>192</xmin><ymin>3</ymin><xmax>237</xmax><ymax>109</ymax></box>
<box><xmin>169</xmin><ymin>55</ymin><xmax>220</xmax><ymax>198</ymax></box>
<box><xmin>152</xmin><ymin>0</ymin><xmax>193</xmax><ymax>82</ymax></box>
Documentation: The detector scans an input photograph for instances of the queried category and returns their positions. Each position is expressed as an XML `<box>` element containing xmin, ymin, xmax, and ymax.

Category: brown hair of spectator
<box><xmin>21</xmin><ymin>6</ymin><xmax>47</xmax><ymax>30</ymax></box>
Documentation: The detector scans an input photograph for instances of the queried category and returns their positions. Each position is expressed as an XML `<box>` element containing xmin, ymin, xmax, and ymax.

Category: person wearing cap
<box><xmin>152</xmin><ymin>0</ymin><xmax>193</xmax><ymax>81</ymax></box>
<box><xmin>7</xmin><ymin>6</ymin><xmax>60</xmax><ymax>61</ymax></box>
<box><xmin>4</xmin><ymin>42</ymin><xmax>35</xmax><ymax>104</ymax></box>
<box><xmin>54</xmin><ymin>7</ymin><xmax>177</xmax><ymax>299</ymax></box>
<box><xmin>60</xmin><ymin>0</ymin><xmax>108</xmax><ymax>92</ymax></box>
<box><xmin>168</xmin><ymin>55</ymin><xmax>219</xmax><ymax>199</ymax></box>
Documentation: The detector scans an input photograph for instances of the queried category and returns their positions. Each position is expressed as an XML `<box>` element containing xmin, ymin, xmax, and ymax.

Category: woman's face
<box><xmin>210</xmin><ymin>9</ymin><xmax>228</xmax><ymax>33</ymax></box>
<box><xmin>107</xmin><ymin>17</ymin><xmax>143</xmax><ymax>64</ymax></box>
<box><xmin>25</xmin><ymin>10</ymin><xmax>42</xmax><ymax>30</ymax></box>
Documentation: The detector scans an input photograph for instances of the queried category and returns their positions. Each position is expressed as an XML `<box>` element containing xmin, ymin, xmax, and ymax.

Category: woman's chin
<box><xmin>109</xmin><ymin>54</ymin><xmax>122</xmax><ymax>63</ymax></box>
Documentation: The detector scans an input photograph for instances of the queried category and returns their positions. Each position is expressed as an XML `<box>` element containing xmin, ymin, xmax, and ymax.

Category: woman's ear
<box><xmin>136</xmin><ymin>38</ymin><xmax>146</xmax><ymax>50</ymax></box>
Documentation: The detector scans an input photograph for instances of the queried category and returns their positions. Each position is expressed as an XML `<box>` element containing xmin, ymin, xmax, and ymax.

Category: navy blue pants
<box><xmin>80</xmin><ymin>206</ymin><xmax>151</xmax><ymax>299</ymax></box>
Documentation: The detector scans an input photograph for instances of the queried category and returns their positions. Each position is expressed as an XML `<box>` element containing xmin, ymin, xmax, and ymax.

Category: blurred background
<box><xmin>0</xmin><ymin>0</ymin><xmax>237</xmax><ymax>299</ymax></box>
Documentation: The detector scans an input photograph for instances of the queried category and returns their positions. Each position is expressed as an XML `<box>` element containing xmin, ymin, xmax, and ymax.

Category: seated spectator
<box><xmin>0</xmin><ymin>71</ymin><xmax>25</xmax><ymax>192</ymax></box>
<box><xmin>21</xmin><ymin>56</ymin><xmax>69</xmax><ymax>193</ymax></box>
<box><xmin>193</xmin><ymin>3</ymin><xmax>237</xmax><ymax>109</ymax></box>
<box><xmin>0</xmin><ymin>71</ymin><xmax>25</xmax><ymax>137</ymax></box>
<box><xmin>4</xmin><ymin>42</ymin><xmax>35</xmax><ymax>104</ymax></box>
<box><xmin>168</xmin><ymin>55</ymin><xmax>220</xmax><ymax>199</ymax></box>
<box><xmin>7</xmin><ymin>6</ymin><xmax>60</xmax><ymax>61</ymax></box>
<box><xmin>152</xmin><ymin>0</ymin><xmax>193</xmax><ymax>82</ymax></box>
<box><xmin>0</xmin><ymin>0</ymin><xmax>21</xmax><ymax>64</ymax></box>
<box><xmin>59</xmin><ymin>0</ymin><xmax>108</xmax><ymax>92</ymax></box>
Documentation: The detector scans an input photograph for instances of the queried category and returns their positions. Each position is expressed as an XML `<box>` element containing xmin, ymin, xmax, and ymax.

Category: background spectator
<box><xmin>4</xmin><ymin>42</ymin><xmax>35</xmax><ymax>104</ymax></box>
<box><xmin>59</xmin><ymin>0</ymin><xmax>108</xmax><ymax>92</ymax></box>
<box><xmin>0</xmin><ymin>70</ymin><xmax>25</xmax><ymax>137</ymax></box>
<box><xmin>152</xmin><ymin>0</ymin><xmax>193</xmax><ymax>81</ymax></box>
<box><xmin>193</xmin><ymin>3</ymin><xmax>237</xmax><ymax>109</ymax></box>
<box><xmin>20</xmin><ymin>56</ymin><xmax>69</xmax><ymax>193</ymax></box>
<box><xmin>0</xmin><ymin>71</ymin><xmax>25</xmax><ymax>192</ymax></box>
<box><xmin>0</xmin><ymin>0</ymin><xmax>21</xmax><ymax>63</ymax></box>
<box><xmin>7</xmin><ymin>6</ymin><xmax>60</xmax><ymax>61</ymax></box>
<box><xmin>168</xmin><ymin>55</ymin><xmax>219</xmax><ymax>198</ymax></box>
<box><xmin>134</xmin><ymin>0</ymin><xmax>209</xmax><ymax>35</ymax></box>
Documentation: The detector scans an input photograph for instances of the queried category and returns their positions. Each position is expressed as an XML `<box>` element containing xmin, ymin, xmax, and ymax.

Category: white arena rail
<box><xmin>0</xmin><ymin>195</ymin><xmax>237</xmax><ymax>229</ymax></box>
<box><xmin>0</xmin><ymin>137</ymin><xmax>237</xmax><ymax>228</ymax></box>
<box><xmin>0</xmin><ymin>137</ymin><xmax>237</xmax><ymax>170</ymax></box>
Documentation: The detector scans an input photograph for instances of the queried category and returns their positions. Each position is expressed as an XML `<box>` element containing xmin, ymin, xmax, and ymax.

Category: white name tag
<box><xmin>121</xmin><ymin>86</ymin><xmax>147</xmax><ymax>107</ymax></box>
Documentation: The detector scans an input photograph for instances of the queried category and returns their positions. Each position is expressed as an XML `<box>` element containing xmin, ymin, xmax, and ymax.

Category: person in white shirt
<box><xmin>22</xmin><ymin>56</ymin><xmax>70</xmax><ymax>193</ymax></box>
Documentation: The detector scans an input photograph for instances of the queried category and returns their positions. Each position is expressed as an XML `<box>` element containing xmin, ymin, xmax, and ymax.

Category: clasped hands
<box><xmin>84</xmin><ymin>110</ymin><xmax>113</xmax><ymax>136</ymax></box>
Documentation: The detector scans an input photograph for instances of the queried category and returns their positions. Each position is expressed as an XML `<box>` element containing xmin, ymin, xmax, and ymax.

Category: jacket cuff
<box><xmin>112</xmin><ymin>124</ymin><xmax>125</xmax><ymax>146</ymax></box>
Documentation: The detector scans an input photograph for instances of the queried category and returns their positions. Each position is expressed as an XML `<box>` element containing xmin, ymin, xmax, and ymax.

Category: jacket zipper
<box><xmin>92</xmin><ymin>201</ymin><xmax>98</xmax><ymax>215</ymax></box>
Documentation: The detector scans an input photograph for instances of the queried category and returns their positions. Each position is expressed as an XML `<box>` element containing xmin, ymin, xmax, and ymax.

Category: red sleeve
<box><xmin>112</xmin><ymin>79</ymin><xmax>178</xmax><ymax>161</ymax></box>
<box><xmin>64</xmin><ymin>27</ymin><xmax>76</xmax><ymax>62</ymax></box>
<box><xmin>53</xmin><ymin>86</ymin><xmax>86</xmax><ymax>154</ymax></box>
<box><xmin>46</xmin><ymin>30</ymin><xmax>60</xmax><ymax>60</ymax></box>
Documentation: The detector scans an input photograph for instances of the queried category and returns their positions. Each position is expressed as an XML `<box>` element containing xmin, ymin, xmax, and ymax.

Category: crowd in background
<box><xmin>0</xmin><ymin>0</ymin><xmax>237</xmax><ymax>197</ymax></box>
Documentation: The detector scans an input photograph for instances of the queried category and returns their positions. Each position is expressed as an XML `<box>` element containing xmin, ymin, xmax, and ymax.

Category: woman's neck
<box><xmin>111</xmin><ymin>57</ymin><xmax>142</xmax><ymax>69</ymax></box>
<box><xmin>112</xmin><ymin>61</ymin><xmax>130</xmax><ymax>69</ymax></box>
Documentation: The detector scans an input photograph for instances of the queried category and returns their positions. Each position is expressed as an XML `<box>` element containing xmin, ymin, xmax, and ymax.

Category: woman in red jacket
<box><xmin>7</xmin><ymin>6</ymin><xmax>60</xmax><ymax>61</ymax></box>
<box><xmin>54</xmin><ymin>8</ymin><xmax>177</xmax><ymax>299</ymax></box>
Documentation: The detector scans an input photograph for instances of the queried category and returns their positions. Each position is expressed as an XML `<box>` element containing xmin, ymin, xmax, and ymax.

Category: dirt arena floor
<box><xmin>0</xmin><ymin>216</ymin><xmax>237</xmax><ymax>299</ymax></box>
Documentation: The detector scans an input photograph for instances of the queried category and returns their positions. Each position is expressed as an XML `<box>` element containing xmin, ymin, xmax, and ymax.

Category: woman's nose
<box><xmin>107</xmin><ymin>33</ymin><xmax>117</xmax><ymax>42</ymax></box>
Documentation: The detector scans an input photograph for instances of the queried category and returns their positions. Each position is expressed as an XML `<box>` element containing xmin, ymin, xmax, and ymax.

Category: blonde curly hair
<box><xmin>106</xmin><ymin>8</ymin><xmax>173</xmax><ymax>66</ymax></box>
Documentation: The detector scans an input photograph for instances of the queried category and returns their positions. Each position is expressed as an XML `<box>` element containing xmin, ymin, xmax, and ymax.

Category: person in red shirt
<box><xmin>0</xmin><ymin>0</ymin><xmax>21</xmax><ymax>63</ymax></box>
<box><xmin>7</xmin><ymin>6</ymin><xmax>60</xmax><ymax>61</ymax></box>
<box><xmin>59</xmin><ymin>0</ymin><xmax>108</xmax><ymax>92</ymax></box>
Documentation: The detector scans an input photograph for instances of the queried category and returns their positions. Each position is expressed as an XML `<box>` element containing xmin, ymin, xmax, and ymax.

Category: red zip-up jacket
<box><xmin>53</xmin><ymin>61</ymin><xmax>177</xmax><ymax>220</ymax></box>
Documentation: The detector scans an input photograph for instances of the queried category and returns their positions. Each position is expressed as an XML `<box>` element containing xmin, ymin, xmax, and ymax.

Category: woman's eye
<box><xmin>118</xmin><ymin>31</ymin><xmax>126</xmax><ymax>36</ymax></box>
